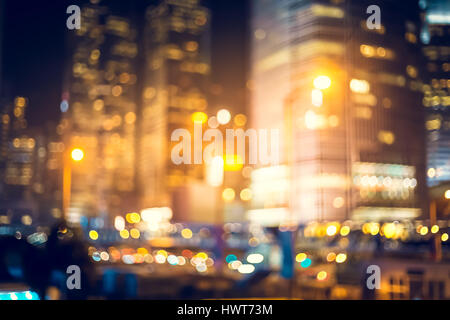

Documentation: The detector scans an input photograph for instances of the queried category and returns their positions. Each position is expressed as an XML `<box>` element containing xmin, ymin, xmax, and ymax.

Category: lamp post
<box><xmin>62</xmin><ymin>148</ymin><xmax>84</xmax><ymax>221</ymax></box>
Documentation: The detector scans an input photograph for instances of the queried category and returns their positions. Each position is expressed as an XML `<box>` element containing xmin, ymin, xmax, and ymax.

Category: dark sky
<box><xmin>3</xmin><ymin>0</ymin><xmax>69</xmax><ymax>126</ymax></box>
<box><xmin>1</xmin><ymin>0</ymin><xmax>249</xmax><ymax>128</ymax></box>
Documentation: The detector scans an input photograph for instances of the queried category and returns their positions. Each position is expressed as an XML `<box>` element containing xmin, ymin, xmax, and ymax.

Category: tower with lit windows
<box><xmin>62</xmin><ymin>0</ymin><xmax>139</xmax><ymax>225</ymax></box>
<box><xmin>0</xmin><ymin>96</ymin><xmax>42</xmax><ymax>223</ymax></box>
<box><xmin>139</xmin><ymin>0</ymin><xmax>212</xmax><ymax>221</ymax></box>
<box><xmin>421</xmin><ymin>0</ymin><xmax>450</xmax><ymax>186</ymax></box>
<box><xmin>249</xmin><ymin>0</ymin><xmax>427</xmax><ymax>225</ymax></box>
<box><xmin>0</xmin><ymin>0</ymin><xmax>5</xmax><ymax>184</ymax></box>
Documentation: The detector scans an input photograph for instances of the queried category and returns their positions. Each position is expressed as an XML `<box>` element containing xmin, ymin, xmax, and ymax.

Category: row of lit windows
<box><xmin>431</xmin><ymin>79</ymin><xmax>450</xmax><ymax>90</ymax></box>
<box><xmin>165</xmin><ymin>41</ymin><xmax>200</xmax><ymax>59</ymax></box>
<box><xmin>423</xmin><ymin>96</ymin><xmax>450</xmax><ymax>108</ymax></box>
<box><xmin>424</xmin><ymin>47</ymin><xmax>450</xmax><ymax>61</ymax></box>
<box><xmin>179</xmin><ymin>62</ymin><xmax>209</xmax><ymax>75</ymax></box>
<box><xmin>426</xmin><ymin>118</ymin><xmax>450</xmax><ymax>131</ymax></box>
<box><xmin>105</xmin><ymin>17</ymin><xmax>131</xmax><ymax>38</ymax></box>
<box><xmin>310</xmin><ymin>4</ymin><xmax>344</xmax><ymax>19</ymax></box>
<box><xmin>112</xmin><ymin>42</ymin><xmax>138</xmax><ymax>58</ymax></box>
<box><xmin>169</xmin><ymin>16</ymin><xmax>207</xmax><ymax>34</ymax></box>
<box><xmin>12</xmin><ymin>138</ymin><xmax>35</xmax><ymax>150</ymax></box>
<box><xmin>360</xmin><ymin>44</ymin><xmax>395</xmax><ymax>60</ymax></box>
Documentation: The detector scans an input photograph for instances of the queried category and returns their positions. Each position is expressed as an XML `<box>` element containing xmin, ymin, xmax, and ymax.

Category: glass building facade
<box><xmin>249</xmin><ymin>0</ymin><xmax>427</xmax><ymax>225</ymax></box>
<box><xmin>139</xmin><ymin>0</ymin><xmax>211</xmax><ymax>221</ymax></box>
<box><xmin>422</xmin><ymin>0</ymin><xmax>450</xmax><ymax>186</ymax></box>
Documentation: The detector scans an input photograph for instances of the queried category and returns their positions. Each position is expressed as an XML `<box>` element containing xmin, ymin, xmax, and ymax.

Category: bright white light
<box><xmin>217</xmin><ymin>109</ymin><xmax>231</xmax><ymax>125</ymax></box>
<box><xmin>122</xmin><ymin>255</ymin><xmax>135</xmax><ymax>265</ymax></box>
<box><xmin>206</xmin><ymin>156</ymin><xmax>224</xmax><ymax>187</ymax></box>
<box><xmin>141</xmin><ymin>207</ymin><xmax>173</xmax><ymax>224</ymax></box>
<box><xmin>60</xmin><ymin>100</ymin><xmax>69</xmax><ymax>113</ymax></box>
<box><xmin>155</xmin><ymin>254</ymin><xmax>166</xmax><ymax>264</ymax></box>
<box><xmin>229</xmin><ymin>260</ymin><xmax>242</xmax><ymax>270</ymax></box>
<box><xmin>238</xmin><ymin>264</ymin><xmax>255</xmax><ymax>274</ymax></box>
<box><xmin>311</xmin><ymin>89</ymin><xmax>323</xmax><ymax>107</ymax></box>
<box><xmin>445</xmin><ymin>190</ymin><xmax>450</xmax><ymax>200</ymax></box>
<box><xmin>313</xmin><ymin>75</ymin><xmax>331</xmax><ymax>90</ymax></box>
<box><xmin>427</xmin><ymin>14</ymin><xmax>450</xmax><ymax>25</ymax></box>
<box><xmin>114</xmin><ymin>216</ymin><xmax>125</xmax><ymax>231</ymax></box>
<box><xmin>247</xmin><ymin>253</ymin><xmax>264</xmax><ymax>264</ymax></box>
<box><xmin>167</xmin><ymin>255</ymin><xmax>178</xmax><ymax>265</ymax></box>
<box><xmin>350</xmin><ymin>79</ymin><xmax>370</xmax><ymax>94</ymax></box>
<box><xmin>196</xmin><ymin>263</ymin><xmax>207</xmax><ymax>273</ymax></box>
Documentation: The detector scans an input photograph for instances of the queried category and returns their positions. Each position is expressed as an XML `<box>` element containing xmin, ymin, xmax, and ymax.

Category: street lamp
<box><xmin>313</xmin><ymin>75</ymin><xmax>332</xmax><ymax>90</ymax></box>
<box><xmin>63</xmin><ymin>148</ymin><xmax>85</xmax><ymax>220</ymax></box>
<box><xmin>71</xmin><ymin>148</ymin><xmax>84</xmax><ymax>162</ymax></box>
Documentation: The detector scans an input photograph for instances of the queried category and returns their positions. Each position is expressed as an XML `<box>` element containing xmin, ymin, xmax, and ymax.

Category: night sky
<box><xmin>3</xmin><ymin>0</ymin><xmax>69</xmax><ymax>126</ymax></box>
<box><xmin>1</xmin><ymin>0</ymin><xmax>248</xmax><ymax>128</ymax></box>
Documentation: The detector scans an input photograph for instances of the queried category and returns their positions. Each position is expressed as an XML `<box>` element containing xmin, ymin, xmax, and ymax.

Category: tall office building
<box><xmin>249</xmin><ymin>0</ymin><xmax>427</xmax><ymax>225</ymax></box>
<box><xmin>0</xmin><ymin>0</ymin><xmax>5</xmax><ymax>181</ymax></box>
<box><xmin>0</xmin><ymin>97</ymin><xmax>41</xmax><ymax>223</ymax></box>
<box><xmin>62</xmin><ymin>0</ymin><xmax>138</xmax><ymax>225</ymax></box>
<box><xmin>139</xmin><ymin>0</ymin><xmax>212</xmax><ymax>222</ymax></box>
<box><xmin>422</xmin><ymin>0</ymin><xmax>450</xmax><ymax>186</ymax></box>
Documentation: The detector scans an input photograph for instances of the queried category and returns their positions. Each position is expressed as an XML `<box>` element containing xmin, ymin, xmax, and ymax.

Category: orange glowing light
<box><xmin>71</xmin><ymin>148</ymin><xmax>84</xmax><ymax>162</ymax></box>
<box><xmin>313</xmin><ymin>75</ymin><xmax>331</xmax><ymax>90</ymax></box>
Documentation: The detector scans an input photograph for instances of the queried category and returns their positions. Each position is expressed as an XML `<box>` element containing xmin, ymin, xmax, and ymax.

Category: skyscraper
<box><xmin>0</xmin><ymin>96</ymin><xmax>41</xmax><ymax>224</ymax></box>
<box><xmin>139</xmin><ymin>0</ymin><xmax>212</xmax><ymax>221</ymax></box>
<box><xmin>422</xmin><ymin>0</ymin><xmax>450</xmax><ymax>186</ymax></box>
<box><xmin>62</xmin><ymin>0</ymin><xmax>139</xmax><ymax>225</ymax></box>
<box><xmin>249</xmin><ymin>0</ymin><xmax>427</xmax><ymax>225</ymax></box>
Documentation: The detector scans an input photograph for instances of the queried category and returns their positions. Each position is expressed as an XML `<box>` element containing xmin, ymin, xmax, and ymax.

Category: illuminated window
<box><xmin>426</xmin><ymin>118</ymin><xmax>441</xmax><ymax>131</ymax></box>
<box><xmin>195</xmin><ymin>14</ymin><xmax>207</xmax><ymax>26</ymax></box>
<box><xmin>356</xmin><ymin>107</ymin><xmax>373</xmax><ymax>119</ymax></box>
<box><xmin>351</xmin><ymin>93</ymin><xmax>377</xmax><ymax>106</ymax></box>
<box><xmin>166</xmin><ymin>45</ymin><xmax>184</xmax><ymax>60</ymax></box>
<box><xmin>382</xmin><ymin>98</ymin><xmax>392</xmax><ymax>109</ymax></box>
<box><xmin>15</xmin><ymin>97</ymin><xmax>26</xmax><ymax>107</ymax></box>
<box><xmin>406</xmin><ymin>65</ymin><xmax>418</xmax><ymax>78</ymax></box>
<box><xmin>360</xmin><ymin>44</ymin><xmax>376</xmax><ymax>58</ymax></box>
<box><xmin>378</xmin><ymin>73</ymin><xmax>406</xmax><ymax>87</ymax></box>
<box><xmin>112</xmin><ymin>85</ymin><xmax>122</xmax><ymax>97</ymax></box>
<box><xmin>350</xmin><ymin>79</ymin><xmax>370</xmax><ymax>94</ymax></box>
<box><xmin>185</xmin><ymin>41</ymin><xmax>198</xmax><ymax>52</ymax></box>
<box><xmin>378</xmin><ymin>130</ymin><xmax>395</xmax><ymax>145</ymax></box>
<box><xmin>90</xmin><ymin>49</ymin><xmax>100</xmax><ymax>60</ymax></box>
<box><xmin>405</xmin><ymin>32</ymin><xmax>417</xmax><ymax>43</ymax></box>
<box><xmin>388</xmin><ymin>276</ymin><xmax>408</xmax><ymax>300</ymax></box>
<box><xmin>443</xmin><ymin>63</ymin><xmax>450</xmax><ymax>72</ymax></box>
<box><xmin>106</xmin><ymin>17</ymin><xmax>130</xmax><ymax>37</ymax></box>
<box><xmin>360</xmin><ymin>45</ymin><xmax>395</xmax><ymax>60</ymax></box>
<box><xmin>311</xmin><ymin>4</ymin><xmax>344</xmax><ymax>18</ymax></box>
